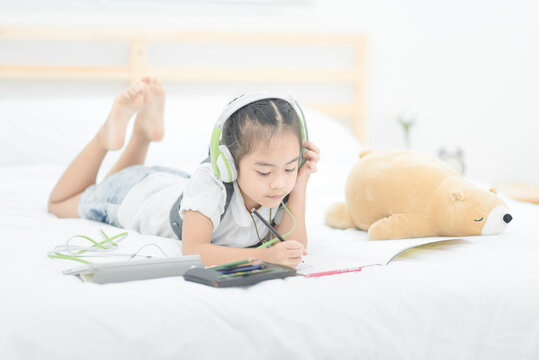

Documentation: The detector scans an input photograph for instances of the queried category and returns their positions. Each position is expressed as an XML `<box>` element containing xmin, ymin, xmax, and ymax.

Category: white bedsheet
<box><xmin>1</xmin><ymin>163</ymin><xmax>539</xmax><ymax>360</ymax></box>
<box><xmin>1</xmin><ymin>96</ymin><xmax>539</xmax><ymax>359</ymax></box>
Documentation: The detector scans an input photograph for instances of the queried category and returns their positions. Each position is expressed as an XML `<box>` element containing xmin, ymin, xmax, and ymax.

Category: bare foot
<box><xmin>133</xmin><ymin>76</ymin><xmax>165</xmax><ymax>142</ymax></box>
<box><xmin>97</xmin><ymin>81</ymin><xmax>146</xmax><ymax>150</ymax></box>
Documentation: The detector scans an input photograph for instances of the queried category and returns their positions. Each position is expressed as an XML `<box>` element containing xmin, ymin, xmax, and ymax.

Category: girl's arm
<box><xmin>182</xmin><ymin>210</ymin><xmax>304</xmax><ymax>267</ymax></box>
<box><xmin>181</xmin><ymin>210</ymin><xmax>263</xmax><ymax>266</ymax></box>
<box><xmin>275</xmin><ymin>140</ymin><xmax>320</xmax><ymax>248</ymax></box>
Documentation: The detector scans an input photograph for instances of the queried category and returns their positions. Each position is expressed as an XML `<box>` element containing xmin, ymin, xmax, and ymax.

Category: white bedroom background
<box><xmin>1</xmin><ymin>0</ymin><xmax>538</xmax><ymax>185</ymax></box>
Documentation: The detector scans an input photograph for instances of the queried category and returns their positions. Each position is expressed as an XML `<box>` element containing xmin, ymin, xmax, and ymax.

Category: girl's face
<box><xmin>237</xmin><ymin>131</ymin><xmax>300</xmax><ymax>211</ymax></box>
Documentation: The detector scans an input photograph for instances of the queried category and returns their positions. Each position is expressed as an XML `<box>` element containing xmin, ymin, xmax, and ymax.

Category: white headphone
<box><xmin>209</xmin><ymin>92</ymin><xmax>308</xmax><ymax>183</ymax></box>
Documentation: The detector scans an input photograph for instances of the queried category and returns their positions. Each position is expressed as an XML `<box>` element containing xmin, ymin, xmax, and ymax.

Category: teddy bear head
<box><xmin>430</xmin><ymin>176</ymin><xmax>512</xmax><ymax>236</ymax></box>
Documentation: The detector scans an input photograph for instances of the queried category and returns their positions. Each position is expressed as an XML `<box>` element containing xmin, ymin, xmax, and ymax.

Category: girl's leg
<box><xmin>48</xmin><ymin>81</ymin><xmax>147</xmax><ymax>218</ymax></box>
<box><xmin>106</xmin><ymin>76</ymin><xmax>165</xmax><ymax>176</ymax></box>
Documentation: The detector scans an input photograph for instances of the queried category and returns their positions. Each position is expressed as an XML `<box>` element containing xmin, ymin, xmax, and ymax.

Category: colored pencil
<box><xmin>302</xmin><ymin>267</ymin><xmax>362</xmax><ymax>277</ymax></box>
<box><xmin>209</xmin><ymin>257</ymin><xmax>258</xmax><ymax>271</ymax></box>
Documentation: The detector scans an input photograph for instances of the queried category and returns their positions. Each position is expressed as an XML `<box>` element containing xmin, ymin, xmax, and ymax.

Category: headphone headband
<box><xmin>210</xmin><ymin>91</ymin><xmax>308</xmax><ymax>183</ymax></box>
<box><xmin>214</xmin><ymin>92</ymin><xmax>303</xmax><ymax>129</ymax></box>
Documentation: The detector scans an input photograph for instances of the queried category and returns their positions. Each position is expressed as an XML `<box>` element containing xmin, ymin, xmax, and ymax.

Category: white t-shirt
<box><xmin>118</xmin><ymin>163</ymin><xmax>284</xmax><ymax>248</ymax></box>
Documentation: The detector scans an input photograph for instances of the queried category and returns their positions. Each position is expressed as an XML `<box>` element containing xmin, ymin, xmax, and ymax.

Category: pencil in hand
<box><xmin>251</xmin><ymin>209</ymin><xmax>286</xmax><ymax>242</ymax></box>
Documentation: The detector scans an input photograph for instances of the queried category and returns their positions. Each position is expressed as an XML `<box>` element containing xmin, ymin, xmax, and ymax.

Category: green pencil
<box><xmin>209</xmin><ymin>257</ymin><xmax>258</xmax><ymax>271</ymax></box>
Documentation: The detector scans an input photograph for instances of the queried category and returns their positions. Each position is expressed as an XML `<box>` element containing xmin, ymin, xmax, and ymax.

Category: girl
<box><xmin>48</xmin><ymin>77</ymin><xmax>320</xmax><ymax>268</ymax></box>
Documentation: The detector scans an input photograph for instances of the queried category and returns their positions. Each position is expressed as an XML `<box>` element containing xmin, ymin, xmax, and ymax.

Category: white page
<box><xmin>296</xmin><ymin>237</ymin><xmax>467</xmax><ymax>276</ymax></box>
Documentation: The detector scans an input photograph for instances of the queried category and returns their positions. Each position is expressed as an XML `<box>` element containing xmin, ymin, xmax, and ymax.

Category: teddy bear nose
<box><xmin>503</xmin><ymin>214</ymin><xmax>513</xmax><ymax>223</ymax></box>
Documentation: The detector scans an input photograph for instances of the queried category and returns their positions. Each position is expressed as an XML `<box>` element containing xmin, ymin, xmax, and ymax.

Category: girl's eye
<box><xmin>474</xmin><ymin>217</ymin><xmax>484</xmax><ymax>222</ymax></box>
<box><xmin>285</xmin><ymin>168</ymin><xmax>297</xmax><ymax>173</ymax></box>
<box><xmin>257</xmin><ymin>171</ymin><xmax>270</xmax><ymax>177</ymax></box>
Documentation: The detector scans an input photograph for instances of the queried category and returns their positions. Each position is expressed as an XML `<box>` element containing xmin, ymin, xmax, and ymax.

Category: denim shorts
<box><xmin>78</xmin><ymin>165</ymin><xmax>190</xmax><ymax>227</ymax></box>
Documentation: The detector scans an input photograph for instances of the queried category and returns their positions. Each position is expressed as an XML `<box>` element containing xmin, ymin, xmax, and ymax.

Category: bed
<box><xmin>1</xmin><ymin>26</ymin><xmax>539</xmax><ymax>360</ymax></box>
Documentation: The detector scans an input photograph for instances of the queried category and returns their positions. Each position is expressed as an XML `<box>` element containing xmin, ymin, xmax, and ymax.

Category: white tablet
<box><xmin>63</xmin><ymin>255</ymin><xmax>203</xmax><ymax>284</ymax></box>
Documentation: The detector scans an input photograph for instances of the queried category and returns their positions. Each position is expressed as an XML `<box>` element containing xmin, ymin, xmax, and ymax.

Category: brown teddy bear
<box><xmin>325</xmin><ymin>149</ymin><xmax>512</xmax><ymax>240</ymax></box>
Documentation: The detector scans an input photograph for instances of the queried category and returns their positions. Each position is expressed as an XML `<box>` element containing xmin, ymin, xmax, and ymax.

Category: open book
<box><xmin>296</xmin><ymin>236</ymin><xmax>468</xmax><ymax>277</ymax></box>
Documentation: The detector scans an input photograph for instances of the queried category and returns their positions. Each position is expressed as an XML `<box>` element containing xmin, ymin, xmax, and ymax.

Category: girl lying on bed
<box><xmin>47</xmin><ymin>77</ymin><xmax>320</xmax><ymax>267</ymax></box>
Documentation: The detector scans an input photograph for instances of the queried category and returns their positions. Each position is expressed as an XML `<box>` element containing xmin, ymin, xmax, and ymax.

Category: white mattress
<box><xmin>1</xmin><ymin>98</ymin><xmax>539</xmax><ymax>359</ymax></box>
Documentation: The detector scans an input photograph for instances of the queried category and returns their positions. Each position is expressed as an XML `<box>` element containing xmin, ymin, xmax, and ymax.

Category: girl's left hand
<box><xmin>293</xmin><ymin>140</ymin><xmax>320</xmax><ymax>192</ymax></box>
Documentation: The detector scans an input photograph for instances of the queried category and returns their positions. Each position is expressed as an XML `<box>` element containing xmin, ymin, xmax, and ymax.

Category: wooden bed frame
<box><xmin>0</xmin><ymin>25</ymin><xmax>368</xmax><ymax>143</ymax></box>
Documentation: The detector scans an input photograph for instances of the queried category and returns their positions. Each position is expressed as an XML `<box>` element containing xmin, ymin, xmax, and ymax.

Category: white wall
<box><xmin>1</xmin><ymin>0</ymin><xmax>538</xmax><ymax>185</ymax></box>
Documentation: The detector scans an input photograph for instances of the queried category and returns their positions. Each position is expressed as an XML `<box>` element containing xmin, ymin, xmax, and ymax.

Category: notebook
<box><xmin>296</xmin><ymin>237</ymin><xmax>467</xmax><ymax>277</ymax></box>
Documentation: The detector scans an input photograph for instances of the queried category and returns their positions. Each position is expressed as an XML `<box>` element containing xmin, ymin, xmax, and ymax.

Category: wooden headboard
<box><xmin>0</xmin><ymin>25</ymin><xmax>368</xmax><ymax>144</ymax></box>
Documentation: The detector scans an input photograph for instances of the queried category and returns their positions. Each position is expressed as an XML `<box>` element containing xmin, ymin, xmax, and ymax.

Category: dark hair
<box><xmin>221</xmin><ymin>98</ymin><xmax>303</xmax><ymax>169</ymax></box>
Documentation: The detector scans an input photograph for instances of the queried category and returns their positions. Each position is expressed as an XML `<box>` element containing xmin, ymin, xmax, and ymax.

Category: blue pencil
<box><xmin>218</xmin><ymin>264</ymin><xmax>264</xmax><ymax>274</ymax></box>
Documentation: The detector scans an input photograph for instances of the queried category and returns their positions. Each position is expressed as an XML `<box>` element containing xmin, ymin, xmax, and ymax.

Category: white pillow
<box><xmin>0</xmin><ymin>95</ymin><xmax>228</xmax><ymax>175</ymax></box>
<box><xmin>143</xmin><ymin>95</ymin><xmax>229</xmax><ymax>173</ymax></box>
<box><xmin>1</xmin><ymin>97</ymin><xmax>113</xmax><ymax>166</ymax></box>
<box><xmin>301</xmin><ymin>108</ymin><xmax>362</xmax><ymax>225</ymax></box>
<box><xmin>303</xmin><ymin>107</ymin><xmax>362</xmax><ymax>175</ymax></box>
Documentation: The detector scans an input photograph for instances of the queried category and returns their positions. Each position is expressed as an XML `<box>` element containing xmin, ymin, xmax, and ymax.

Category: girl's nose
<box><xmin>270</xmin><ymin>176</ymin><xmax>285</xmax><ymax>189</ymax></box>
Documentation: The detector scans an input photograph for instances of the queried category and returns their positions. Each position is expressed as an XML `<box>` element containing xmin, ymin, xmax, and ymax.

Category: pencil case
<box><xmin>183</xmin><ymin>262</ymin><xmax>296</xmax><ymax>287</ymax></box>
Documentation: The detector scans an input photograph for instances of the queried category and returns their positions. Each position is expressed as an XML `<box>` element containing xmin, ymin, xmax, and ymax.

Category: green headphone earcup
<box><xmin>215</xmin><ymin>145</ymin><xmax>237</xmax><ymax>182</ymax></box>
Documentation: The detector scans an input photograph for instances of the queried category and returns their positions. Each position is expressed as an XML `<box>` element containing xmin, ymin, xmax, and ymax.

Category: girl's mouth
<box><xmin>266</xmin><ymin>194</ymin><xmax>284</xmax><ymax>200</ymax></box>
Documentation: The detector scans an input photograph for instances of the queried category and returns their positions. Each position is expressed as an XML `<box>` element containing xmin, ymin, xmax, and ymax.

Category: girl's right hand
<box><xmin>266</xmin><ymin>240</ymin><xmax>307</xmax><ymax>268</ymax></box>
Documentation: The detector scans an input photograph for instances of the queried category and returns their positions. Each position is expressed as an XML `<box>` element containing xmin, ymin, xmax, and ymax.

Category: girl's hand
<box><xmin>266</xmin><ymin>240</ymin><xmax>307</xmax><ymax>268</ymax></box>
<box><xmin>293</xmin><ymin>140</ymin><xmax>320</xmax><ymax>193</ymax></box>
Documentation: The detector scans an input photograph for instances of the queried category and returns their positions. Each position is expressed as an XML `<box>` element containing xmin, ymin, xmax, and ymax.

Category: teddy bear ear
<box><xmin>489</xmin><ymin>187</ymin><xmax>498</xmax><ymax>194</ymax></box>
<box><xmin>450</xmin><ymin>190</ymin><xmax>465</xmax><ymax>202</ymax></box>
<box><xmin>359</xmin><ymin>148</ymin><xmax>373</xmax><ymax>159</ymax></box>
